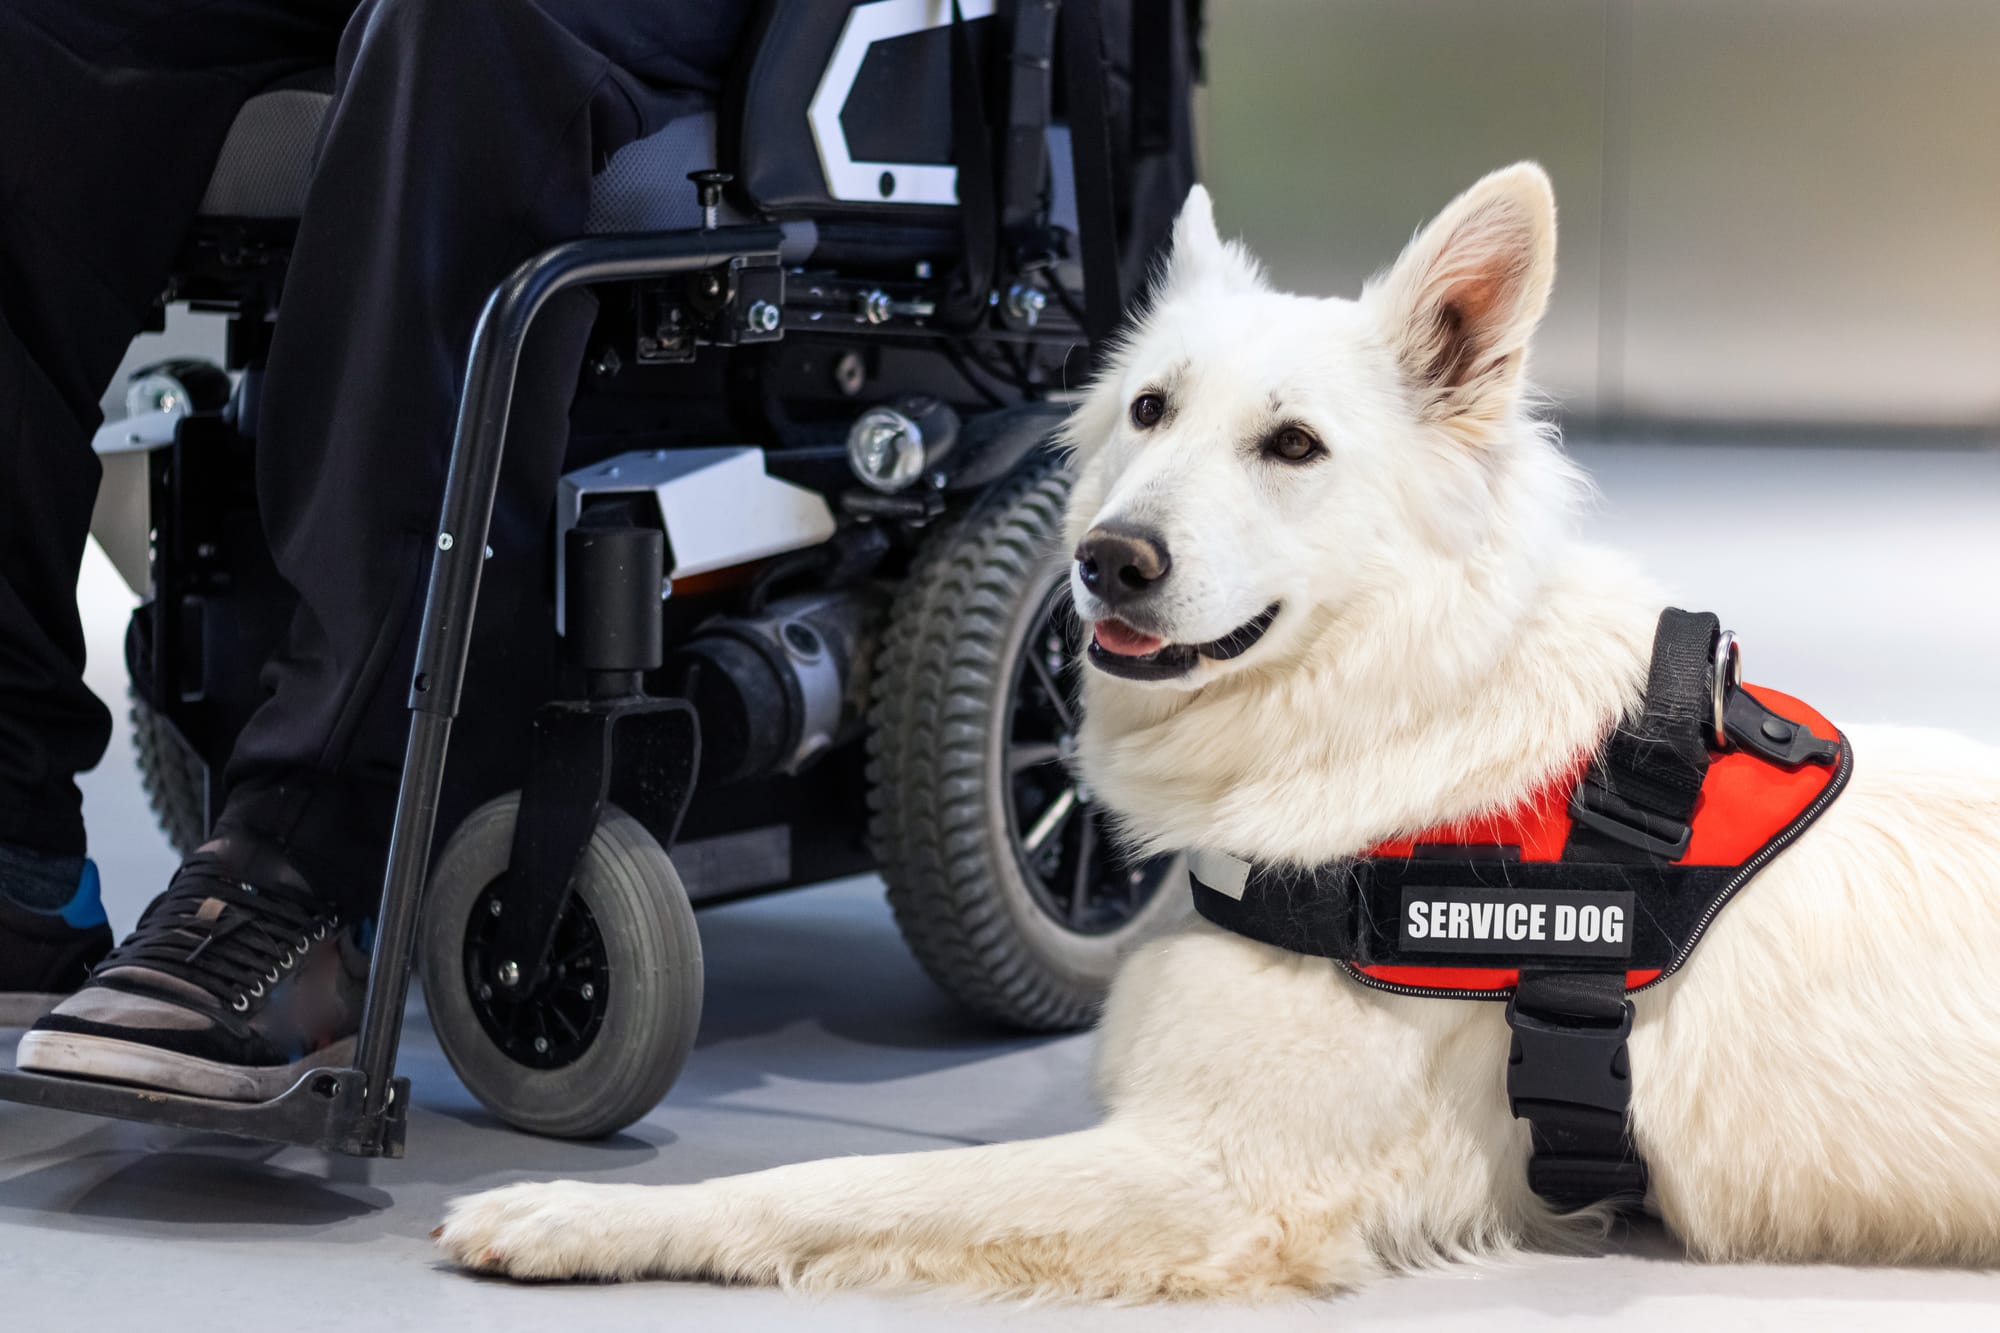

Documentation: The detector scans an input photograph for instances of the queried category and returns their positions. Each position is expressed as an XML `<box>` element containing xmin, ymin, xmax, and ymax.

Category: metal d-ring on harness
<box><xmin>1711</xmin><ymin>629</ymin><xmax>1740</xmax><ymax>750</ymax></box>
<box><xmin>1187</xmin><ymin>609</ymin><xmax>1851</xmax><ymax>1212</ymax></box>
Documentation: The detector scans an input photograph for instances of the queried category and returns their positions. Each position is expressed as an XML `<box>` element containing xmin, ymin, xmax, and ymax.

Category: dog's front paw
<box><xmin>434</xmin><ymin>1181</ymin><xmax>656</xmax><ymax>1281</ymax></box>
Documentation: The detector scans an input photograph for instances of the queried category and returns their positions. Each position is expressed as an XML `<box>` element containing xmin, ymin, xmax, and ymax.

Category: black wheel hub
<box><xmin>1004</xmin><ymin>581</ymin><xmax>1177</xmax><ymax>935</ymax></box>
<box><xmin>463</xmin><ymin>883</ymin><xmax>609</xmax><ymax>1070</ymax></box>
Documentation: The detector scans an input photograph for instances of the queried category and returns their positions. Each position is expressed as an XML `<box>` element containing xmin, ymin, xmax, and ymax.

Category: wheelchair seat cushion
<box><xmin>197</xmin><ymin>74</ymin><xmax>746</xmax><ymax>232</ymax></box>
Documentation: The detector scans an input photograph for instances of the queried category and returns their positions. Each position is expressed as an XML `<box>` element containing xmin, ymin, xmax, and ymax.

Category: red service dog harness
<box><xmin>1189</xmin><ymin>609</ymin><xmax>1852</xmax><ymax>1211</ymax></box>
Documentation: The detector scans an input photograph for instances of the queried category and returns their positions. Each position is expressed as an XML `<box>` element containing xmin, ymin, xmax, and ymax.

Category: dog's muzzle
<box><xmin>1086</xmin><ymin>604</ymin><xmax>1280</xmax><ymax>681</ymax></box>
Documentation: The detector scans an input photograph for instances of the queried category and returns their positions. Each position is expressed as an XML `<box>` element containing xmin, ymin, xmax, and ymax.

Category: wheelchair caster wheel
<box><xmin>868</xmin><ymin>457</ymin><xmax>1184</xmax><ymax>1032</ymax></box>
<box><xmin>419</xmin><ymin>793</ymin><xmax>702</xmax><ymax>1139</ymax></box>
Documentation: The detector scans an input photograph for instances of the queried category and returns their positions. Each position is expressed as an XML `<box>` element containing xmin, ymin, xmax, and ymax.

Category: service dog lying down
<box><xmin>437</xmin><ymin>165</ymin><xmax>2000</xmax><ymax>1297</ymax></box>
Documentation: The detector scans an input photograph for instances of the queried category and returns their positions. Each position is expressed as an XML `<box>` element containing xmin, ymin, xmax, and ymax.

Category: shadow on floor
<box><xmin>687</xmin><ymin>882</ymin><xmax>1080</xmax><ymax>1069</ymax></box>
<box><xmin>0</xmin><ymin>1127</ymin><xmax>392</xmax><ymax>1231</ymax></box>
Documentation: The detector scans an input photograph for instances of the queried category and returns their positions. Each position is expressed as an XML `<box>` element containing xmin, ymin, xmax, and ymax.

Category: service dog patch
<box><xmin>1398</xmin><ymin>887</ymin><xmax>1635</xmax><ymax>959</ymax></box>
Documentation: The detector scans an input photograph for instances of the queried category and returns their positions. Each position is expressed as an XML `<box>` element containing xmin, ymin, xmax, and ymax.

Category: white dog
<box><xmin>436</xmin><ymin>165</ymin><xmax>2000</xmax><ymax>1298</ymax></box>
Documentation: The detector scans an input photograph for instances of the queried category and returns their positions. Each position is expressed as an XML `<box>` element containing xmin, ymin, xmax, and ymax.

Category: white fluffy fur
<box><xmin>436</xmin><ymin>165</ymin><xmax>2000</xmax><ymax>1297</ymax></box>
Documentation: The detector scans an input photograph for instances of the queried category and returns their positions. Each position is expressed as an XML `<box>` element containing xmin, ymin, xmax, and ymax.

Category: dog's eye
<box><xmin>1130</xmin><ymin>393</ymin><xmax>1166</xmax><ymax>429</ymax></box>
<box><xmin>1265</xmin><ymin>426</ymin><xmax>1323</xmax><ymax>464</ymax></box>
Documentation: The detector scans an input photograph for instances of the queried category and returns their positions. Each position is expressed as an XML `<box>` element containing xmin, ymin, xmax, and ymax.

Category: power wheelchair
<box><xmin>0</xmin><ymin>0</ymin><xmax>1202</xmax><ymax>1154</ymax></box>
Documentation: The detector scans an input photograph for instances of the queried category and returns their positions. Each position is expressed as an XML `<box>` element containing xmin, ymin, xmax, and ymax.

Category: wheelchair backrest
<box><xmin>726</xmin><ymin>0</ymin><xmax>1200</xmax><ymax>323</ymax></box>
<box><xmin>728</xmin><ymin>0</ymin><xmax>1002</xmax><ymax>217</ymax></box>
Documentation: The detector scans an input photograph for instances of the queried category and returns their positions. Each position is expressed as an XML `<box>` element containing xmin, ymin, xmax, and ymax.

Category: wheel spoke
<box><xmin>1025</xmin><ymin>648</ymin><xmax>1076</xmax><ymax>730</ymax></box>
<box><xmin>552</xmin><ymin>939</ymin><xmax>598</xmax><ymax>969</ymax></box>
<box><xmin>1008</xmin><ymin>740</ymin><xmax>1063</xmax><ymax>773</ymax></box>
<box><xmin>1068</xmin><ymin>811</ymin><xmax>1099</xmax><ymax>927</ymax></box>
<box><xmin>549</xmin><ymin>1001</ymin><xmax>583</xmax><ymax>1042</ymax></box>
<box><xmin>1023</xmin><ymin>786</ymin><xmax>1077</xmax><ymax>855</ymax></box>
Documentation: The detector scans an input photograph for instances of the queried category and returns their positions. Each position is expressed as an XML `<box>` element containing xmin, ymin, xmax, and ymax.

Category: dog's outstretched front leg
<box><xmin>437</xmin><ymin>1121</ymin><xmax>1351</xmax><ymax>1298</ymax></box>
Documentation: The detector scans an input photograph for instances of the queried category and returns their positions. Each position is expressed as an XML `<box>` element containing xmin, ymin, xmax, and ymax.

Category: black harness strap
<box><xmin>1509</xmin><ymin>610</ymin><xmax>1718</xmax><ymax>1212</ymax></box>
<box><xmin>1191</xmin><ymin>862</ymin><xmax>1363</xmax><ymax>959</ymax></box>
<box><xmin>1569</xmin><ymin>609</ymin><xmax>1717</xmax><ymax>860</ymax></box>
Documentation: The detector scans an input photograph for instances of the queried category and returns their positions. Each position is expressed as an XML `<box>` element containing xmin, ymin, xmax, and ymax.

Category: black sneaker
<box><xmin>0</xmin><ymin>860</ymin><xmax>114</xmax><ymax>1026</ymax></box>
<box><xmin>16</xmin><ymin>840</ymin><xmax>366</xmax><ymax>1101</ymax></box>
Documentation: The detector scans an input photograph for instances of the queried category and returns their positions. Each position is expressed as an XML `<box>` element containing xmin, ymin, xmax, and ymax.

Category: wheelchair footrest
<box><xmin>0</xmin><ymin>1063</ymin><xmax>409</xmax><ymax>1158</ymax></box>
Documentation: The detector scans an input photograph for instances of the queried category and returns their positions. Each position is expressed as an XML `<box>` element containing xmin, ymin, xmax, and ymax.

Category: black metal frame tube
<box><xmin>351</xmin><ymin>226</ymin><xmax>786</xmax><ymax>1140</ymax></box>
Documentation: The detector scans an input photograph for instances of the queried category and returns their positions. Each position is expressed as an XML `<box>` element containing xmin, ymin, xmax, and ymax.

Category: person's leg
<box><xmin>21</xmin><ymin>0</ymin><xmax>751</xmax><ymax>1090</ymax></box>
<box><xmin>219</xmin><ymin>0</ymin><xmax>752</xmax><ymax>918</ymax></box>
<box><xmin>0</xmin><ymin>0</ymin><xmax>349</xmax><ymax>1020</ymax></box>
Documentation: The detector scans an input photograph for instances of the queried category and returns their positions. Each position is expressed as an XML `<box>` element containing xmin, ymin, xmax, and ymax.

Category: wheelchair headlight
<box><xmin>846</xmin><ymin>405</ymin><xmax>929</xmax><ymax>493</ymax></box>
<box><xmin>846</xmin><ymin>395</ymin><xmax>961</xmax><ymax>494</ymax></box>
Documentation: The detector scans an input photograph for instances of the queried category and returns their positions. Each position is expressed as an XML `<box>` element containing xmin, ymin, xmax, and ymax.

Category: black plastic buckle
<box><xmin>1568</xmin><ymin>777</ymin><xmax>1692</xmax><ymax>861</ymax></box>
<box><xmin>1528</xmin><ymin>1155</ymin><xmax>1649</xmax><ymax>1210</ymax></box>
<box><xmin>1505</xmin><ymin>992</ymin><xmax>1635</xmax><ymax>1119</ymax></box>
<box><xmin>1506</xmin><ymin>982</ymin><xmax>1648</xmax><ymax>1210</ymax></box>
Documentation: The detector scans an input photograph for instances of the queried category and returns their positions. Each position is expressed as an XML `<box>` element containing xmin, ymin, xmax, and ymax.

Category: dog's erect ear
<box><xmin>1155</xmin><ymin>185</ymin><xmax>1265</xmax><ymax>300</ymax></box>
<box><xmin>1369</xmin><ymin>163</ymin><xmax>1556</xmax><ymax>435</ymax></box>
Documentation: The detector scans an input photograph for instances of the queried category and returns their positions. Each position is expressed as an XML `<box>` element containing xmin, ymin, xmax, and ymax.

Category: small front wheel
<box><xmin>419</xmin><ymin>794</ymin><xmax>702</xmax><ymax>1139</ymax></box>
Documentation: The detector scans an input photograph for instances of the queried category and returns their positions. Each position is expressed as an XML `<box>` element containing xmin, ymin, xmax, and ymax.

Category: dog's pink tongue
<box><xmin>1093</xmin><ymin>619</ymin><xmax>1166</xmax><ymax>657</ymax></box>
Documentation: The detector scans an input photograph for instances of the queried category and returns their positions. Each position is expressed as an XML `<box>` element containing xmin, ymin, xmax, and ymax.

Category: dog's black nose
<box><xmin>1076</xmin><ymin>525</ymin><xmax>1172</xmax><ymax>604</ymax></box>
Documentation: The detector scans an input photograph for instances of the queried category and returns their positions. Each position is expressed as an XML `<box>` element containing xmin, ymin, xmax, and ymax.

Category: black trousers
<box><xmin>0</xmin><ymin>0</ymin><xmax>749</xmax><ymax>910</ymax></box>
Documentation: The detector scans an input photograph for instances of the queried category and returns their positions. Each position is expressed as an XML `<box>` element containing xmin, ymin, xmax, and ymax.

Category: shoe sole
<box><xmin>0</xmin><ymin>994</ymin><xmax>65</xmax><ymax>1028</ymax></box>
<box><xmin>13</xmin><ymin>1030</ymin><xmax>359</xmax><ymax>1102</ymax></box>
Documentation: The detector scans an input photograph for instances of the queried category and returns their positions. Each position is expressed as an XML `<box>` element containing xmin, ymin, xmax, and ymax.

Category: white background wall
<box><xmin>1200</xmin><ymin>0</ymin><xmax>2000</xmax><ymax>432</ymax></box>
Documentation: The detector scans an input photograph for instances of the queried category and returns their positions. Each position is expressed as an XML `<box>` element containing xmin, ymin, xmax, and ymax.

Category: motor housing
<box><xmin>667</xmin><ymin>587</ymin><xmax>884</xmax><ymax>785</ymax></box>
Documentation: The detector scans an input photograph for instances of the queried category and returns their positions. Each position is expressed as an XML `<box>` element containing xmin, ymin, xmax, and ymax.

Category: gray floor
<box><xmin>3</xmin><ymin>439</ymin><xmax>1998</xmax><ymax>1330</ymax></box>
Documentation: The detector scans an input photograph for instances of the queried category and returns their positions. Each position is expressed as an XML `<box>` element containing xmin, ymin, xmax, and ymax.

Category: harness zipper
<box><xmin>1626</xmin><ymin>733</ymin><xmax>1853</xmax><ymax>993</ymax></box>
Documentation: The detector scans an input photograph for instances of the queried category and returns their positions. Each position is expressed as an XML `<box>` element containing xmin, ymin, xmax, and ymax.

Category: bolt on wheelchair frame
<box><xmin>0</xmin><ymin>223</ymin><xmax>790</xmax><ymax>1157</ymax></box>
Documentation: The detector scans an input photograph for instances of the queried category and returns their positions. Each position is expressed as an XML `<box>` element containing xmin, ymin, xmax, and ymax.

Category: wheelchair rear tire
<box><xmin>868</xmin><ymin>458</ymin><xmax>1185</xmax><ymax>1032</ymax></box>
<box><xmin>419</xmin><ymin>794</ymin><xmax>703</xmax><ymax>1140</ymax></box>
